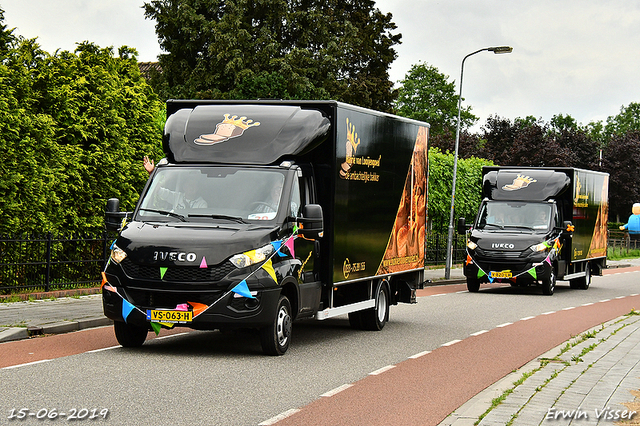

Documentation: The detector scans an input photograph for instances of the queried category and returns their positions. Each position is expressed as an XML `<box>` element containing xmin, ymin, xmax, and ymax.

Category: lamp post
<box><xmin>444</xmin><ymin>46</ymin><xmax>513</xmax><ymax>280</ymax></box>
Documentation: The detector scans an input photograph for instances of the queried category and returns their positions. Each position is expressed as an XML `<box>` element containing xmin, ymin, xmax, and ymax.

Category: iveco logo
<box><xmin>492</xmin><ymin>243</ymin><xmax>515</xmax><ymax>249</ymax></box>
<box><xmin>153</xmin><ymin>251</ymin><xmax>197</xmax><ymax>262</ymax></box>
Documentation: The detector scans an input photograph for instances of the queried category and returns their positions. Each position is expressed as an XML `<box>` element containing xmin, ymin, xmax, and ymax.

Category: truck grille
<box><xmin>123</xmin><ymin>288</ymin><xmax>224</xmax><ymax>309</ymax></box>
<box><xmin>120</xmin><ymin>258</ymin><xmax>235</xmax><ymax>282</ymax></box>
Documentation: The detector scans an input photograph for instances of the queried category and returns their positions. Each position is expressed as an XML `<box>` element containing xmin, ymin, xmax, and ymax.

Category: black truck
<box><xmin>102</xmin><ymin>100</ymin><xmax>429</xmax><ymax>355</ymax></box>
<box><xmin>458</xmin><ymin>167</ymin><xmax>609</xmax><ymax>295</ymax></box>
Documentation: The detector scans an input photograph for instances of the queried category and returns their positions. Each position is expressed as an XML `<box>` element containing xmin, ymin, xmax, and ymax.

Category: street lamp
<box><xmin>444</xmin><ymin>46</ymin><xmax>513</xmax><ymax>280</ymax></box>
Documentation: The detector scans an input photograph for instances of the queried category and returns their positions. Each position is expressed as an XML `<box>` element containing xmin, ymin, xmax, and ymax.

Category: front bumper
<box><xmin>463</xmin><ymin>251</ymin><xmax>553</xmax><ymax>284</ymax></box>
<box><xmin>101</xmin><ymin>261</ymin><xmax>282</xmax><ymax>330</ymax></box>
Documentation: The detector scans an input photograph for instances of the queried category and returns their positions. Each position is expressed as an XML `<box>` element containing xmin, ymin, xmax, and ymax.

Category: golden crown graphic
<box><xmin>502</xmin><ymin>174</ymin><xmax>537</xmax><ymax>191</ymax></box>
<box><xmin>222</xmin><ymin>114</ymin><xmax>260</xmax><ymax>130</ymax></box>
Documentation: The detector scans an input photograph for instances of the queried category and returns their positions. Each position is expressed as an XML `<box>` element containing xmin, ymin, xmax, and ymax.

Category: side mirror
<box><xmin>298</xmin><ymin>204</ymin><xmax>324</xmax><ymax>239</ymax></box>
<box><xmin>105</xmin><ymin>198</ymin><xmax>128</xmax><ymax>232</ymax></box>
<box><xmin>457</xmin><ymin>217</ymin><xmax>467</xmax><ymax>234</ymax></box>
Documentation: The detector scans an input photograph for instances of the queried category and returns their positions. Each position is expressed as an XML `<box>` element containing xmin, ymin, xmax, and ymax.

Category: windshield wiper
<box><xmin>138</xmin><ymin>208</ymin><xmax>186</xmax><ymax>222</ymax></box>
<box><xmin>484</xmin><ymin>223</ymin><xmax>505</xmax><ymax>230</ymax></box>
<box><xmin>188</xmin><ymin>214</ymin><xmax>248</xmax><ymax>224</ymax></box>
<box><xmin>504</xmin><ymin>225</ymin><xmax>535</xmax><ymax>231</ymax></box>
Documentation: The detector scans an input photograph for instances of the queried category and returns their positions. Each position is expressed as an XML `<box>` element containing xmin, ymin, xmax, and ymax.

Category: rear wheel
<box><xmin>114</xmin><ymin>321</ymin><xmax>148</xmax><ymax>347</ymax></box>
<box><xmin>260</xmin><ymin>296</ymin><xmax>292</xmax><ymax>356</ymax></box>
<box><xmin>467</xmin><ymin>277</ymin><xmax>481</xmax><ymax>292</ymax></box>
<box><xmin>570</xmin><ymin>263</ymin><xmax>591</xmax><ymax>290</ymax></box>
<box><xmin>542</xmin><ymin>266</ymin><xmax>556</xmax><ymax>295</ymax></box>
<box><xmin>360</xmin><ymin>283</ymin><xmax>390</xmax><ymax>331</ymax></box>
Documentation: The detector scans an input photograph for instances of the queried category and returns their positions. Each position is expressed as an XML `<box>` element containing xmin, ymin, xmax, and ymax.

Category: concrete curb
<box><xmin>0</xmin><ymin>317</ymin><xmax>112</xmax><ymax>343</ymax></box>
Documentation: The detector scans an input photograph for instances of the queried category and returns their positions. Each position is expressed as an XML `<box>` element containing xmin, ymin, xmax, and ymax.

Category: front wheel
<box><xmin>114</xmin><ymin>321</ymin><xmax>148</xmax><ymax>347</ymax></box>
<box><xmin>542</xmin><ymin>266</ymin><xmax>557</xmax><ymax>295</ymax></box>
<box><xmin>467</xmin><ymin>277</ymin><xmax>481</xmax><ymax>292</ymax></box>
<box><xmin>360</xmin><ymin>283</ymin><xmax>390</xmax><ymax>331</ymax></box>
<box><xmin>260</xmin><ymin>296</ymin><xmax>292</xmax><ymax>356</ymax></box>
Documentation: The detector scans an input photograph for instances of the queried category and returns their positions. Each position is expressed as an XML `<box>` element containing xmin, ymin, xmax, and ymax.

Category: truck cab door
<box><xmin>290</xmin><ymin>173</ymin><xmax>322</xmax><ymax>316</ymax></box>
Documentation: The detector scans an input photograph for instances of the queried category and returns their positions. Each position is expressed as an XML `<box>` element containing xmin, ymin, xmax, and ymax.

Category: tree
<box><xmin>143</xmin><ymin>0</ymin><xmax>401</xmax><ymax>111</ymax></box>
<box><xmin>395</xmin><ymin>62</ymin><xmax>477</xmax><ymax>136</ymax></box>
<box><xmin>602</xmin><ymin>131</ymin><xmax>640</xmax><ymax>221</ymax></box>
<box><xmin>0</xmin><ymin>32</ymin><xmax>164</xmax><ymax>235</ymax></box>
<box><xmin>428</xmin><ymin>147</ymin><xmax>494</xmax><ymax>232</ymax></box>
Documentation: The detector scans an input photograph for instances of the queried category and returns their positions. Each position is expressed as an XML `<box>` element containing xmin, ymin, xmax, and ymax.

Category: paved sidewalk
<box><xmin>0</xmin><ymin>294</ymin><xmax>109</xmax><ymax>342</ymax></box>
<box><xmin>441</xmin><ymin>313</ymin><xmax>640</xmax><ymax>426</ymax></box>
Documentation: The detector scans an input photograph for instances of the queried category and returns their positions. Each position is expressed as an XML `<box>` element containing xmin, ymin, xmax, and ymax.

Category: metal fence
<box><xmin>0</xmin><ymin>232</ymin><xmax>113</xmax><ymax>294</ymax></box>
<box><xmin>0</xmin><ymin>230</ymin><xmax>471</xmax><ymax>295</ymax></box>
<box><xmin>0</xmin><ymin>231</ymin><xmax>467</xmax><ymax>295</ymax></box>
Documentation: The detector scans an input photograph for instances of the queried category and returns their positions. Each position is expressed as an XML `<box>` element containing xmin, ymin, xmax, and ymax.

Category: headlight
<box><xmin>229</xmin><ymin>244</ymin><xmax>275</xmax><ymax>268</ymax></box>
<box><xmin>530</xmin><ymin>241</ymin><xmax>551</xmax><ymax>252</ymax></box>
<box><xmin>467</xmin><ymin>240</ymin><xmax>478</xmax><ymax>250</ymax></box>
<box><xmin>110</xmin><ymin>245</ymin><xmax>127</xmax><ymax>264</ymax></box>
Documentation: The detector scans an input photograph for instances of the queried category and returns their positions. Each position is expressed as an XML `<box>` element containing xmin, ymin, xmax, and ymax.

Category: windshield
<box><xmin>136</xmin><ymin>166</ymin><xmax>286</xmax><ymax>223</ymax></box>
<box><xmin>476</xmin><ymin>201</ymin><xmax>552</xmax><ymax>231</ymax></box>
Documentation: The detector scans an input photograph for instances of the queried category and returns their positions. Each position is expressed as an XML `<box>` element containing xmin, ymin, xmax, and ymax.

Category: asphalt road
<box><xmin>1</xmin><ymin>268</ymin><xmax>639</xmax><ymax>425</ymax></box>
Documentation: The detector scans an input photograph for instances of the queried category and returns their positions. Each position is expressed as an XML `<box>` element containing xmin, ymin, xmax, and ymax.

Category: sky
<box><xmin>2</xmin><ymin>0</ymin><xmax>640</xmax><ymax>130</ymax></box>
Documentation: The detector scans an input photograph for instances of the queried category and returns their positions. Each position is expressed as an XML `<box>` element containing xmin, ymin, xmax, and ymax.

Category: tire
<box><xmin>114</xmin><ymin>321</ymin><xmax>148</xmax><ymax>347</ymax></box>
<box><xmin>542</xmin><ymin>266</ymin><xmax>556</xmax><ymax>295</ymax></box>
<box><xmin>260</xmin><ymin>296</ymin><xmax>292</xmax><ymax>356</ymax></box>
<box><xmin>348</xmin><ymin>311</ymin><xmax>364</xmax><ymax>330</ymax></box>
<box><xmin>467</xmin><ymin>277</ymin><xmax>481</xmax><ymax>293</ymax></box>
<box><xmin>360</xmin><ymin>283</ymin><xmax>390</xmax><ymax>331</ymax></box>
<box><xmin>571</xmin><ymin>264</ymin><xmax>591</xmax><ymax>290</ymax></box>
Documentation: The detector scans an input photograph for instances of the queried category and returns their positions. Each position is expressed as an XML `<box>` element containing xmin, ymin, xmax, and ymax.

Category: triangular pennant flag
<box><xmin>175</xmin><ymin>303</ymin><xmax>189</xmax><ymax>311</ymax></box>
<box><xmin>150</xmin><ymin>321</ymin><xmax>161</xmax><ymax>335</ymax></box>
<box><xmin>122</xmin><ymin>299</ymin><xmax>135</xmax><ymax>323</ymax></box>
<box><xmin>245</xmin><ymin>249</ymin><xmax>259</xmax><ymax>263</ymax></box>
<box><xmin>544</xmin><ymin>255</ymin><xmax>552</xmax><ymax>265</ymax></box>
<box><xmin>199</xmin><ymin>257</ymin><xmax>208</xmax><ymax>268</ymax></box>
<box><xmin>477</xmin><ymin>269</ymin><xmax>486</xmax><ymax>278</ymax></box>
<box><xmin>292</xmin><ymin>224</ymin><xmax>299</xmax><ymax>234</ymax></box>
<box><xmin>465</xmin><ymin>254</ymin><xmax>472</xmax><ymax>266</ymax></box>
<box><xmin>104</xmin><ymin>284</ymin><xmax>117</xmax><ymax>293</ymax></box>
<box><xmin>271</xmin><ymin>240</ymin><xmax>282</xmax><ymax>256</ymax></box>
<box><xmin>510</xmin><ymin>277</ymin><xmax>517</xmax><ymax>284</ymax></box>
<box><xmin>158</xmin><ymin>322</ymin><xmax>175</xmax><ymax>329</ymax></box>
<box><xmin>231</xmin><ymin>280</ymin><xmax>254</xmax><ymax>299</ymax></box>
<box><xmin>284</xmin><ymin>236</ymin><xmax>295</xmax><ymax>258</ymax></box>
<box><xmin>188</xmin><ymin>301</ymin><xmax>209</xmax><ymax>317</ymax></box>
<box><xmin>528</xmin><ymin>268</ymin><xmax>537</xmax><ymax>280</ymax></box>
<box><xmin>488</xmin><ymin>276</ymin><xmax>494</xmax><ymax>283</ymax></box>
<box><xmin>100</xmin><ymin>272</ymin><xmax>108</xmax><ymax>289</ymax></box>
<box><xmin>262</xmin><ymin>259</ymin><xmax>277</xmax><ymax>283</ymax></box>
<box><xmin>160</xmin><ymin>267</ymin><xmax>168</xmax><ymax>279</ymax></box>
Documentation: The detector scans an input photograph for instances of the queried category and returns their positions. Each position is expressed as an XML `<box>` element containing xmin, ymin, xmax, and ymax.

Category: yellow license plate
<box><xmin>490</xmin><ymin>271</ymin><xmax>512</xmax><ymax>279</ymax></box>
<box><xmin>146</xmin><ymin>309</ymin><xmax>193</xmax><ymax>323</ymax></box>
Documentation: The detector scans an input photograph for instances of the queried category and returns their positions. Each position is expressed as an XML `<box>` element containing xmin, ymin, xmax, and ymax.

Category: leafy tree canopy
<box><xmin>395</xmin><ymin>62</ymin><xmax>477</xmax><ymax>136</ymax></box>
<box><xmin>0</xmin><ymin>13</ymin><xmax>164</xmax><ymax>235</ymax></box>
<box><xmin>143</xmin><ymin>0</ymin><xmax>401</xmax><ymax>112</ymax></box>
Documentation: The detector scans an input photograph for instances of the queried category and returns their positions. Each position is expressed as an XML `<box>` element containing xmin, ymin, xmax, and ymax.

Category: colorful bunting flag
<box><xmin>160</xmin><ymin>267</ymin><xmax>168</xmax><ymax>279</ymax></box>
<box><xmin>100</xmin><ymin>272</ymin><xmax>108</xmax><ymax>289</ymax></box>
<box><xmin>150</xmin><ymin>322</ymin><xmax>161</xmax><ymax>335</ymax></box>
<box><xmin>284</xmin><ymin>236</ymin><xmax>295</xmax><ymax>258</ymax></box>
<box><xmin>262</xmin><ymin>259</ymin><xmax>277</xmax><ymax>283</ymax></box>
<box><xmin>175</xmin><ymin>303</ymin><xmax>189</xmax><ymax>311</ymax></box>
<box><xmin>231</xmin><ymin>280</ymin><xmax>254</xmax><ymax>299</ymax></box>
<box><xmin>465</xmin><ymin>254</ymin><xmax>472</xmax><ymax>266</ymax></box>
<box><xmin>528</xmin><ymin>268</ymin><xmax>537</xmax><ymax>280</ymax></box>
<box><xmin>122</xmin><ymin>299</ymin><xmax>135</xmax><ymax>323</ymax></box>
<box><xmin>188</xmin><ymin>301</ymin><xmax>209</xmax><ymax>317</ymax></box>
<box><xmin>477</xmin><ymin>269</ymin><xmax>486</xmax><ymax>278</ymax></box>
<box><xmin>199</xmin><ymin>257</ymin><xmax>208</xmax><ymax>268</ymax></box>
